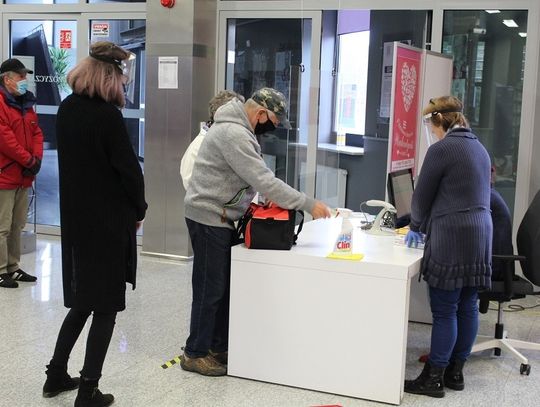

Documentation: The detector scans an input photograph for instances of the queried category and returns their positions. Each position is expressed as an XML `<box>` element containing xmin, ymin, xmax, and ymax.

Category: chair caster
<box><xmin>520</xmin><ymin>364</ymin><xmax>531</xmax><ymax>375</ymax></box>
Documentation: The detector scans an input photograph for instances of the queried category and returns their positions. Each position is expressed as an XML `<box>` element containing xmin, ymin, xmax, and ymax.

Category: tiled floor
<box><xmin>2</xmin><ymin>236</ymin><xmax>540</xmax><ymax>407</ymax></box>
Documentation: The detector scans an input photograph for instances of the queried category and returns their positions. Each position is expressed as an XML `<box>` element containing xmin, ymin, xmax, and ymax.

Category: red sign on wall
<box><xmin>60</xmin><ymin>30</ymin><xmax>72</xmax><ymax>49</ymax></box>
<box><xmin>389</xmin><ymin>45</ymin><xmax>422</xmax><ymax>172</ymax></box>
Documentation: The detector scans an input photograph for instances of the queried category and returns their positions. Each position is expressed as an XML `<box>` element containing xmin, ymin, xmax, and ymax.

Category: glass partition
<box><xmin>225</xmin><ymin>17</ymin><xmax>312</xmax><ymax>200</ymax></box>
<box><xmin>443</xmin><ymin>9</ymin><xmax>528</xmax><ymax>216</ymax></box>
<box><xmin>222</xmin><ymin>10</ymin><xmax>431</xmax><ymax>211</ymax></box>
<box><xmin>318</xmin><ymin>10</ymin><xmax>430</xmax><ymax>211</ymax></box>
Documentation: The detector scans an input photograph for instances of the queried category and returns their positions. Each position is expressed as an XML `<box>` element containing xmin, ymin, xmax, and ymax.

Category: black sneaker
<box><xmin>9</xmin><ymin>269</ymin><xmax>37</xmax><ymax>282</ymax></box>
<box><xmin>0</xmin><ymin>273</ymin><xmax>18</xmax><ymax>288</ymax></box>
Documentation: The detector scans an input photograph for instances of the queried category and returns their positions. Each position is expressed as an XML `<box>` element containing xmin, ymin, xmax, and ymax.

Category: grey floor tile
<box><xmin>2</xmin><ymin>236</ymin><xmax>539</xmax><ymax>407</ymax></box>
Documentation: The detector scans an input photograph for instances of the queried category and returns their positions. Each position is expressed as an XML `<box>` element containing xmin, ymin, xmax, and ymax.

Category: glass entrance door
<box><xmin>5</xmin><ymin>15</ymin><xmax>80</xmax><ymax>231</ymax></box>
<box><xmin>3</xmin><ymin>13</ymin><xmax>145</xmax><ymax>234</ymax></box>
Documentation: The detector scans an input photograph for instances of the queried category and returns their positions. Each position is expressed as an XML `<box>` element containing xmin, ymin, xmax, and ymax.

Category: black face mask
<box><xmin>254</xmin><ymin>119</ymin><xmax>276</xmax><ymax>135</ymax></box>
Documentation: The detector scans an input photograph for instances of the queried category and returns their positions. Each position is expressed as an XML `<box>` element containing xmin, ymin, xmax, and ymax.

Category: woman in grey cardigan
<box><xmin>404</xmin><ymin>96</ymin><xmax>492</xmax><ymax>398</ymax></box>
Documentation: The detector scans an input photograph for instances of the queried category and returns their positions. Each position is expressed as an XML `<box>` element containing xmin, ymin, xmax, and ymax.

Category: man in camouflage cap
<box><xmin>181</xmin><ymin>89</ymin><xmax>330</xmax><ymax>376</ymax></box>
<box><xmin>250</xmin><ymin>87</ymin><xmax>292</xmax><ymax>130</ymax></box>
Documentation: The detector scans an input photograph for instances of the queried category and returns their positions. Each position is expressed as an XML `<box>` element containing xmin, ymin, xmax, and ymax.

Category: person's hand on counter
<box><xmin>405</xmin><ymin>230</ymin><xmax>424</xmax><ymax>248</ymax></box>
<box><xmin>311</xmin><ymin>200</ymin><xmax>331</xmax><ymax>219</ymax></box>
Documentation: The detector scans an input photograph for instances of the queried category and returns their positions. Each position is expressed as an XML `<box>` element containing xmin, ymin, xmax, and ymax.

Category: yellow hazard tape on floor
<box><xmin>161</xmin><ymin>355</ymin><xmax>181</xmax><ymax>370</ymax></box>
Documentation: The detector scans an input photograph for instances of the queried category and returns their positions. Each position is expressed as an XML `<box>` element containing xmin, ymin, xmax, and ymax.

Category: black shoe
<box><xmin>444</xmin><ymin>359</ymin><xmax>465</xmax><ymax>391</ymax></box>
<box><xmin>75</xmin><ymin>388</ymin><xmax>114</xmax><ymax>407</ymax></box>
<box><xmin>404</xmin><ymin>362</ymin><xmax>445</xmax><ymax>398</ymax></box>
<box><xmin>74</xmin><ymin>377</ymin><xmax>114</xmax><ymax>407</ymax></box>
<box><xmin>0</xmin><ymin>273</ymin><xmax>18</xmax><ymax>288</ymax></box>
<box><xmin>9</xmin><ymin>269</ymin><xmax>37</xmax><ymax>282</ymax></box>
<box><xmin>43</xmin><ymin>364</ymin><xmax>80</xmax><ymax>398</ymax></box>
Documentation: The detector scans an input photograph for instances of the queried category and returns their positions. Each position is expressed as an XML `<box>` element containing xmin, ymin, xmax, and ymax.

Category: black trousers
<box><xmin>50</xmin><ymin>308</ymin><xmax>117</xmax><ymax>379</ymax></box>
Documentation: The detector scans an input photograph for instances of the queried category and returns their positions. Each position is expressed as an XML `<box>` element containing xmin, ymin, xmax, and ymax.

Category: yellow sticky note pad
<box><xmin>326</xmin><ymin>252</ymin><xmax>364</xmax><ymax>261</ymax></box>
<box><xmin>395</xmin><ymin>226</ymin><xmax>410</xmax><ymax>235</ymax></box>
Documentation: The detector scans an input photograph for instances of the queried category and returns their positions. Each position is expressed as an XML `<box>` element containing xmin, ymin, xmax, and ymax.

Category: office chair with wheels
<box><xmin>471</xmin><ymin>190</ymin><xmax>540</xmax><ymax>375</ymax></box>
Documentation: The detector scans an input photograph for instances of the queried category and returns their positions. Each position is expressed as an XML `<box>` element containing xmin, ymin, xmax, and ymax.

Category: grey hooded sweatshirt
<box><xmin>185</xmin><ymin>98</ymin><xmax>315</xmax><ymax>229</ymax></box>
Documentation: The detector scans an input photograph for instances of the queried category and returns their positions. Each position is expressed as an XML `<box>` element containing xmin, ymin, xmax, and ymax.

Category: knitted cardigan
<box><xmin>410</xmin><ymin>128</ymin><xmax>493</xmax><ymax>290</ymax></box>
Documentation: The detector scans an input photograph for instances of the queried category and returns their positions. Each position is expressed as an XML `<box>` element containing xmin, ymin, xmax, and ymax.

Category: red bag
<box><xmin>236</xmin><ymin>202</ymin><xmax>304</xmax><ymax>250</ymax></box>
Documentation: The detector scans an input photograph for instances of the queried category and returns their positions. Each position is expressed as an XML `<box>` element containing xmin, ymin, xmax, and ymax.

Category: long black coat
<box><xmin>56</xmin><ymin>93</ymin><xmax>147</xmax><ymax>312</ymax></box>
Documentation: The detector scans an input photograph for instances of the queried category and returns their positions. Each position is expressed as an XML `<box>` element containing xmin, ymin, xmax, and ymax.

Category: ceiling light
<box><xmin>503</xmin><ymin>19</ymin><xmax>519</xmax><ymax>28</ymax></box>
<box><xmin>519</xmin><ymin>32</ymin><xmax>527</xmax><ymax>37</ymax></box>
<box><xmin>485</xmin><ymin>10</ymin><xmax>501</xmax><ymax>14</ymax></box>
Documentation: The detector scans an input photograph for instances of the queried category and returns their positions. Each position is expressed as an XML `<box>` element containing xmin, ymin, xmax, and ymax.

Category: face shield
<box><xmin>422</xmin><ymin>113</ymin><xmax>439</xmax><ymax>146</ymax></box>
<box><xmin>121</xmin><ymin>52</ymin><xmax>137</xmax><ymax>104</ymax></box>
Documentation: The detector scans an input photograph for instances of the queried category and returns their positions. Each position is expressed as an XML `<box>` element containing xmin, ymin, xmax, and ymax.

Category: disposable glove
<box><xmin>405</xmin><ymin>230</ymin><xmax>423</xmax><ymax>248</ymax></box>
<box><xmin>22</xmin><ymin>156</ymin><xmax>42</xmax><ymax>176</ymax></box>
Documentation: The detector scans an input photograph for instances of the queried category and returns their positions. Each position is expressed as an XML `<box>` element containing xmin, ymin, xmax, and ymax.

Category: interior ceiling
<box><xmin>444</xmin><ymin>10</ymin><xmax>528</xmax><ymax>35</ymax></box>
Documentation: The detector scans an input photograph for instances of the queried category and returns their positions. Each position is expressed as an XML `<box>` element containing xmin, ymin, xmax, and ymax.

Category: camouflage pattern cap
<box><xmin>251</xmin><ymin>87</ymin><xmax>292</xmax><ymax>130</ymax></box>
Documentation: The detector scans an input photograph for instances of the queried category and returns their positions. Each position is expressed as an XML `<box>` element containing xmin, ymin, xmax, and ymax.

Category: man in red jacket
<box><xmin>0</xmin><ymin>58</ymin><xmax>43</xmax><ymax>288</ymax></box>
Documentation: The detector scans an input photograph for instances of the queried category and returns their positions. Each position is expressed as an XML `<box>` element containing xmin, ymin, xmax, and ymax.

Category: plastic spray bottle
<box><xmin>327</xmin><ymin>209</ymin><xmax>364</xmax><ymax>260</ymax></box>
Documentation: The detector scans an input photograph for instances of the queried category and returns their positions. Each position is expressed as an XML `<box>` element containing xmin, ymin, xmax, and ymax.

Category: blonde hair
<box><xmin>67</xmin><ymin>42</ymin><xmax>130</xmax><ymax>107</ymax></box>
<box><xmin>423</xmin><ymin>96</ymin><xmax>469</xmax><ymax>132</ymax></box>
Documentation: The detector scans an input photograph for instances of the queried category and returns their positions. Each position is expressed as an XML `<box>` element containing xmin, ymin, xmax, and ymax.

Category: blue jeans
<box><xmin>185</xmin><ymin>218</ymin><xmax>235</xmax><ymax>358</ymax></box>
<box><xmin>428</xmin><ymin>286</ymin><xmax>479</xmax><ymax>368</ymax></box>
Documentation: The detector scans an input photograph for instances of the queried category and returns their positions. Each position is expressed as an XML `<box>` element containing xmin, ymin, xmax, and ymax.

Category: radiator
<box><xmin>299</xmin><ymin>162</ymin><xmax>348</xmax><ymax>208</ymax></box>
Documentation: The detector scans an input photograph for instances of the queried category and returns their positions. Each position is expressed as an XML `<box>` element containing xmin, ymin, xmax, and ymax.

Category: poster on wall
<box><xmin>59</xmin><ymin>30</ymin><xmax>72</xmax><ymax>49</ymax></box>
<box><xmin>388</xmin><ymin>44</ymin><xmax>422</xmax><ymax>172</ymax></box>
<box><xmin>91</xmin><ymin>23</ymin><xmax>110</xmax><ymax>38</ymax></box>
<box><xmin>379</xmin><ymin>42</ymin><xmax>394</xmax><ymax>118</ymax></box>
<box><xmin>158</xmin><ymin>56</ymin><xmax>178</xmax><ymax>89</ymax></box>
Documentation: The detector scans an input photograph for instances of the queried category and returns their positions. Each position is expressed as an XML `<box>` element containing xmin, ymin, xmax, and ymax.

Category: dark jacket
<box><xmin>0</xmin><ymin>85</ymin><xmax>43</xmax><ymax>189</ymax></box>
<box><xmin>410</xmin><ymin>128</ymin><xmax>493</xmax><ymax>290</ymax></box>
<box><xmin>56</xmin><ymin>93</ymin><xmax>147</xmax><ymax>312</ymax></box>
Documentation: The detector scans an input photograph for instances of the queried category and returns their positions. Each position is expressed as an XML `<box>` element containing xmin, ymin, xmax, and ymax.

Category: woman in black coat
<box><xmin>43</xmin><ymin>41</ymin><xmax>147</xmax><ymax>407</ymax></box>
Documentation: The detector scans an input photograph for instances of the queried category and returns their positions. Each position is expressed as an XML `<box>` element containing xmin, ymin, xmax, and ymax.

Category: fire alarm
<box><xmin>161</xmin><ymin>0</ymin><xmax>175</xmax><ymax>8</ymax></box>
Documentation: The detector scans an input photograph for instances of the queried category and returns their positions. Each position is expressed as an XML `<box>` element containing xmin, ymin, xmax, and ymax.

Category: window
<box><xmin>335</xmin><ymin>30</ymin><xmax>370</xmax><ymax>136</ymax></box>
<box><xmin>443</xmin><ymin>9</ymin><xmax>528</xmax><ymax>217</ymax></box>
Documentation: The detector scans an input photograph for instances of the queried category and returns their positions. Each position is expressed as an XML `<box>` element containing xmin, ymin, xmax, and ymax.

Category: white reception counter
<box><xmin>228</xmin><ymin>217</ymin><xmax>425</xmax><ymax>405</ymax></box>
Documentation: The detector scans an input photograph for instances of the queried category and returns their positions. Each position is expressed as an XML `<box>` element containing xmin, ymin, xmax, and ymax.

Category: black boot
<box><xmin>74</xmin><ymin>377</ymin><xmax>114</xmax><ymax>407</ymax></box>
<box><xmin>43</xmin><ymin>364</ymin><xmax>80</xmax><ymax>398</ymax></box>
<box><xmin>444</xmin><ymin>359</ymin><xmax>465</xmax><ymax>390</ymax></box>
<box><xmin>404</xmin><ymin>362</ymin><xmax>445</xmax><ymax>398</ymax></box>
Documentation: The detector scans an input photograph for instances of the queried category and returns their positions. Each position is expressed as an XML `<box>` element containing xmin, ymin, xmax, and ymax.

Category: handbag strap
<box><xmin>292</xmin><ymin>210</ymin><xmax>304</xmax><ymax>244</ymax></box>
<box><xmin>235</xmin><ymin>203</ymin><xmax>258</xmax><ymax>244</ymax></box>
